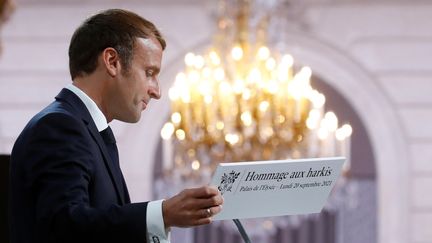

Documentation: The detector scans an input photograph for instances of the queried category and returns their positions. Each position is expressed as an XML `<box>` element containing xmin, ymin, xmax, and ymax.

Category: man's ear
<box><xmin>102</xmin><ymin>47</ymin><xmax>121</xmax><ymax>77</ymax></box>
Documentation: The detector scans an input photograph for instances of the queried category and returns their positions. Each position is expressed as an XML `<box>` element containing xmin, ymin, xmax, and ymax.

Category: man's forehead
<box><xmin>136</xmin><ymin>37</ymin><xmax>163</xmax><ymax>53</ymax></box>
<box><xmin>133</xmin><ymin>37</ymin><xmax>162</xmax><ymax>71</ymax></box>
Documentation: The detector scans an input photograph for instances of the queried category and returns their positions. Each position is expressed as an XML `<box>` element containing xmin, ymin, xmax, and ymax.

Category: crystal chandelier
<box><xmin>159</xmin><ymin>0</ymin><xmax>352</xmax><ymax>182</ymax></box>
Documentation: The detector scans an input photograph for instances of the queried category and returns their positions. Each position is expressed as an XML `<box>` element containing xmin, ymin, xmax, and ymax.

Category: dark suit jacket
<box><xmin>10</xmin><ymin>89</ymin><xmax>148</xmax><ymax>243</ymax></box>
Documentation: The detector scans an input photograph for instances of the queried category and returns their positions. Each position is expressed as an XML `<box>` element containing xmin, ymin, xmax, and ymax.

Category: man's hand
<box><xmin>162</xmin><ymin>186</ymin><xmax>224</xmax><ymax>228</ymax></box>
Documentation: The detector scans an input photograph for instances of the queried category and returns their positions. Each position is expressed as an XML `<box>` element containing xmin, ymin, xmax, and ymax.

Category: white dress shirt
<box><xmin>66</xmin><ymin>84</ymin><xmax>170</xmax><ymax>243</ymax></box>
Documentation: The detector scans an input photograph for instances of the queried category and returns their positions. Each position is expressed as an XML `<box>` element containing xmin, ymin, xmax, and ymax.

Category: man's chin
<box><xmin>128</xmin><ymin>115</ymin><xmax>141</xmax><ymax>123</ymax></box>
<box><xmin>117</xmin><ymin>112</ymin><xmax>141</xmax><ymax>124</ymax></box>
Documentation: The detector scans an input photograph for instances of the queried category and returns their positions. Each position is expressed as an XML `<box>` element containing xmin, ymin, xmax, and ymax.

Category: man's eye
<box><xmin>146</xmin><ymin>70</ymin><xmax>154</xmax><ymax>77</ymax></box>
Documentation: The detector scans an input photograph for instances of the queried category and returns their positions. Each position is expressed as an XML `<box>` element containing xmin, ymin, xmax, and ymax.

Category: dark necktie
<box><xmin>99</xmin><ymin>126</ymin><xmax>118</xmax><ymax>164</ymax></box>
<box><xmin>99</xmin><ymin>126</ymin><xmax>131</xmax><ymax>203</ymax></box>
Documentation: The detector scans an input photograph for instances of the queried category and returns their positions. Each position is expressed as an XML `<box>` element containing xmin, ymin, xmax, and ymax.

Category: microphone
<box><xmin>233</xmin><ymin>219</ymin><xmax>252</xmax><ymax>243</ymax></box>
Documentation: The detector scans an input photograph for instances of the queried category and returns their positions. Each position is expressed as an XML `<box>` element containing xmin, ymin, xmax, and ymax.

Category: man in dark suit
<box><xmin>9</xmin><ymin>9</ymin><xmax>223</xmax><ymax>243</ymax></box>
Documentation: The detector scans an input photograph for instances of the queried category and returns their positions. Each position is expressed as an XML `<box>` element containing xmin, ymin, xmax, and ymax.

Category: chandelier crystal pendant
<box><xmin>160</xmin><ymin>0</ymin><xmax>352</xmax><ymax>183</ymax></box>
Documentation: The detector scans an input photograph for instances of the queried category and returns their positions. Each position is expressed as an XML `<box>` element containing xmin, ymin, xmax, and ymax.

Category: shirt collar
<box><xmin>66</xmin><ymin>84</ymin><xmax>108</xmax><ymax>132</ymax></box>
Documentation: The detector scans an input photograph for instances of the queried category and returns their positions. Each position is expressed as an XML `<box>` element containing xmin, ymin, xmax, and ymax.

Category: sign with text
<box><xmin>210</xmin><ymin>157</ymin><xmax>345</xmax><ymax>220</ymax></box>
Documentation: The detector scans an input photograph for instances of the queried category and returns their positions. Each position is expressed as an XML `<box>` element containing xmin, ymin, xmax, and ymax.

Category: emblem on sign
<box><xmin>218</xmin><ymin>170</ymin><xmax>240</xmax><ymax>195</ymax></box>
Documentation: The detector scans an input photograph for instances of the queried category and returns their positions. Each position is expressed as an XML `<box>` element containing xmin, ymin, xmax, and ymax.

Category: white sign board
<box><xmin>210</xmin><ymin>157</ymin><xmax>345</xmax><ymax>220</ymax></box>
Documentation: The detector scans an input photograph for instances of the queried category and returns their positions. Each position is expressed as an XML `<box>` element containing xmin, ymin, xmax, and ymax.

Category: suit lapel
<box><xmin>55</xmin><ymin>89</ymin><xmax>126</xmax><ymax>205</ymax></box>
<box><xmin>87</xmin><ymin>126</ymin><xmax>126</xmax><ymax>205</ymax></box>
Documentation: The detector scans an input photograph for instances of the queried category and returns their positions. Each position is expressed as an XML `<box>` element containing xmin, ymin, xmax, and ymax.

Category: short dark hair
<box><xmin>68</xmin><ymin>9</ymin><xmax>166</xmax><ymax>80</ymax></box>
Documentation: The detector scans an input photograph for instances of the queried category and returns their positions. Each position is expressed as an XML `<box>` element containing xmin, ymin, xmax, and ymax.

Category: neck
<box><xmin>72</xmin><ymin>73</ymin><xmax>113</xmax><ymax>122</ymax></box>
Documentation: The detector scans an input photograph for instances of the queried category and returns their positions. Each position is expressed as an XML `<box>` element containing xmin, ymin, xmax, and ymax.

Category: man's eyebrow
<box><xmin>148</xmin><ymin>66</ymin><xmax>160</xmax><ymax>74</ymax></box>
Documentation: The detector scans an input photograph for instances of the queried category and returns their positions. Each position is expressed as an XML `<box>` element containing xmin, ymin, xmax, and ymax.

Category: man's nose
<box><xmin>148</xmin><ymin>80</ymin><xmax>161</xmax><ymax>100</ymax></box>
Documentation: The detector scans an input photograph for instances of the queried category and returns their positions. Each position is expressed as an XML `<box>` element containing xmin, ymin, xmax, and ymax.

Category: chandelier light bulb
<box><xmin>191</xmin><ymin>160</ymin><xmax>200</xmax><ymax>170</ymax></box>
<box><xmin>259</xmin><ymin>101</ymin><xmax>270</xmax><ymax>112</ymax></box>
<box><xmin>202</xmin><ymin>67</ymin><xmax>212</xmax><ymax>79</ymax></box>
<box><xmin>204</xmin><ymin>95</ymin><xmax>213</xmax><ymax>104</ymax></box>
<box><xmin>248</xmin><ymin>68</ymin><xmax>262</xmax><ymax>84</ymax></box>
<box><xmin>175</xmin><ymin>72</ymin><xmax>187</xmax><ymax>86</ymax></box>
<box><xmin>241</xmin><ymin>111</ymin><xmax>253</xmax><ymax>126</ymax></box>
<box><xmin>184</xmin><ymin>52</ymin><xmax>195</xmax><ymax>67</ymax></box>
<box><xmin>168</xmin><ymin>88</ymin><xmax>179</xmax><ymax>101</ymax></box>
<box><xmin>214</xmin><ymin>67</ymin><xmax>225</xmax><ymax>81</ymax></box>
<box><xmin>277</xmin><ymin>115</ymin><xmax>285</xmax><ymax>124</ymax></box>
<box><xmin>342</xmin><ymin>124</ymin><xmax>353</xmax><ymax>137</ymax></box>
<box><xmin>219</xmin><ymin>81</ymin><xmax>232</xmax><ymax>94</ymax></box>
<box><xmin>233</xmin><ymin>79</ymin><xmax>245</xmax><ymax>94</ymax></box>
<box><xmin>318</xmin><ymin>126</ymin><xmax>329</xmax><ymax>140</ymax></box>
<box><xmin>258</xmin><ymin>46</ymin><xmax>270</xmax><ymax>60</ymax></box>
<box><xmin>209</xmin><ymin>51</ymin><xmax>221</xmax><ymax>65</ymax></box>
<box><xmin>288</xmin><ymin>80</ymin><xmax>302</xmax><ymax>100</ymax></box>
<box><xmin>306</xmin><ymin>109</ymin><xmax>321</xmax><ymax>130</ymax></box>
<box><xmin>194</xmin><ymin>55</ymin><xmax>205</xmax><ymax>69</ymax></box>
<box><xmin>198</xmin><ymin>81</ymin><xmax>211</xmax><ymax>96</ymax></box>
<box><xmin>335</xmin><ymin>128</ymin><xmax>345</xmax><ymax>141</ymax></box>
<box><xmin>188</xmin><ymin>70</ymin><xmax>200</xmax><ymax>84</ymax></box>
<box><xmin>171</xmin><ymin>112</ymin><xmax>182</xmax><ymax>124</ymax></box>
<box><xmin>277</xmin><ymin>63</ymin><xmax>290</xmax><ymax>81</ymax></box>
<box><xmin>216</xmin><ymin>121</ymin><xmax>224</xmax><ymax>130</ymax></box>
<box><xmin>265</xmin><ymin>57</ymin><xmax>276</xmax><ymax>70</ymax></box>
<box><xmin>301</xmin><ymin>66</ymin><xmax>312</xmax><ymax>79</ymax></box>
<box><xmin>281</xmin><ymin>54</ymin><xmax>294</xmax><ymax>67</ymax></box>
<box><xmin>242</xmin><ymin>89</ymin><xmax>251</xmax><ymax>100</ymax></box>
<box><xmin>267</xmin><ymin>80</ymin><xmax>278</xmax><ymax>94</ymax></box>
<box><xmin>180</xmin><ymin>93</ymin><xmax>191</xmax><ymax>103</ymax></box>
<box><xmin>310</xmin><ymin>109</ymin><xmax>321</xmax><ymax>119</ymax></box>
<box><xmin>225</xmin><ymin>133</ymin><xmax>240</xmax><ymax>145</ymax></box>
<box><xmin>312</xmin><ymin>92</ymin><xmax>326</xmax><ymax>108</ymax></box>
<box><xmin>175</xmin><ymin>129</ymin><xmax>186</xmax><ymax>140</ymax></box>
<box><xmin>161</xmin><ymin>122</ymin><xmax>175</xmax><ymax>140</ymax></box>
<box><xmin>231</xmin><ymin>45</ymin><xmax>244</xmax><ymax>61</ymax></box>
<box><xmin>324</xmin><ymin>111</ymin><xmax>338</xmax><ymax>132</ymax></box>
<box><xmin>306</xmin><ymin>117</ymin><xmax>317</xmax><ymax>130</ymax></box>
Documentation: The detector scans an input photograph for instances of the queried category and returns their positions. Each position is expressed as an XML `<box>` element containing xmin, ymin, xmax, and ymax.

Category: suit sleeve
<box><xmin>24</xmin><ymin>112</ymin><xmax>148</xmax><ymax>243</ymax></box>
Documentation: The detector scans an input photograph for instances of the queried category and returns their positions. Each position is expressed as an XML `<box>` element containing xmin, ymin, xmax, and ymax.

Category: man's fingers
<box><xmin>194</xmin><ymin>195</ymin><xmax>224</xmax><ymax>209</ymax></box>
<box><xmin>163</xmin><ymin>186</ymin><xmax>224</xmax><ymax>228</ymax></box>
<box><xmin>198</xmin><ymin>205</ymin><xmax>223</xmax><ymax>218</ymax></box>
<box><xmin>195</xmin><ymin>217</ymin><xmax>213</xmax><ymax>226</ymax></box>
<box><xmin>188</xmin><ymin>186</ymin><xmax>220</xmax><ymax>198</ymax></box>
<box><xmin>210</xmin><ymin>205</ymin><xmax>222</xmax><ymax>215</ymax></box>
<box><xmin>200</xmin><ymin>208</ymin><xmax>212</xmax><ymax>218</ymax></box>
